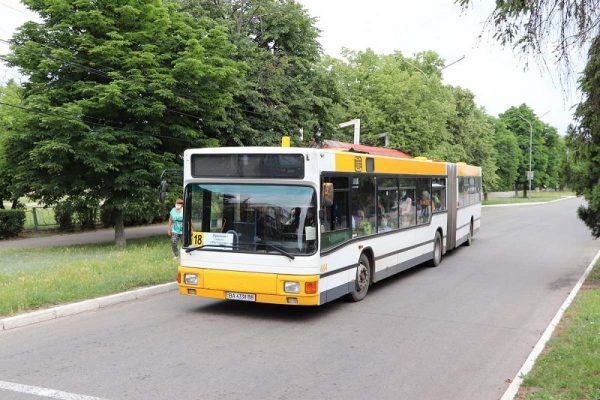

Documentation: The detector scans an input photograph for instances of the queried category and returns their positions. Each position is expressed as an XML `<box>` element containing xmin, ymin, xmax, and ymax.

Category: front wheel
<box><xmin>429</xmin><ymin>231</ymin><xmax>442</xmax><ymax>267</ymax></box>
<box><xmin>350</xmin><ymin>253</ymin><xmax>371</xmax><ymax>302</ymax></box>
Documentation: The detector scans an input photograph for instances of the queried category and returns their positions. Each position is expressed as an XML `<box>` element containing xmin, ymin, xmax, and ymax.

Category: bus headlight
<box><xmin>284</xmin><ymin>281</ymin><xmax>300</xmax><ymax>294</ymax></box>
<box><xmin>184</xmin><ymin>273</ymin><xmax>199</xmax><ymax>285</ymax></box>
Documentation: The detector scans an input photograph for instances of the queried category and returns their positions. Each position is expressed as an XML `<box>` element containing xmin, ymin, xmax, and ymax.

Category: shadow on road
<box><xmin>189</xmin><ymin>296</ymin><xmax>344</xmax><ymax>322</ymax></box>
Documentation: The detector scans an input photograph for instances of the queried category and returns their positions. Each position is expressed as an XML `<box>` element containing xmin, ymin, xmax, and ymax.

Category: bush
<box><xmin>0</xmin><ymin>209</ymin><xmax>26</xmax><ymax>239</ymax></box>
<box><xmin>54</xmin><ymin>201</ymin><xmax>75</xmax><ymax>232</ymax></box>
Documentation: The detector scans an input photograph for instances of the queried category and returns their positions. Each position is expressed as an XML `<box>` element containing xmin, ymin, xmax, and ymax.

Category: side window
<box><xmin>321</xmin><ymin>176</ymin><xmax>351</xmax><ymax>249</ymax></box>
<box><xmin>377</xmin><ymin>177</ymin><xmax>399</xmax><ymax>232</ymax></box>
<box><xmin>399</xmin><ymin>178</ymin><xmax>416</xmax><ymax>228</ymax></box>
<box><xmin>432</xmin><ymin>178</ymin><xmax>446</xmax><ymax>213</ymax></box>
<box><xmin>351</xmin><ymin>176</ymin><xmax>375</xmax><ymax>237</ymax></box>
<box><xmin>458</xmin><ymin>177</ymin><xmax>465</xmax><ymax>208</ymax></box>
<box><xmin>417</xmin><ymin>178</ymin><xmax>432</xmax><ymax>224</ymax></box>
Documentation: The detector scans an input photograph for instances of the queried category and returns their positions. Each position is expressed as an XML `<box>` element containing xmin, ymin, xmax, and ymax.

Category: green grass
<box><xmin>518</xmin><ymin>261</ymin><xmax>600</xmax><ymax>400</ymax></box>
<box><xmin>483</xmin><ymin>191</ymin><xmax>575</xmax><ymax>205</ymax></box>
<box><xmin>0</xmin><ymin>236</ymin><xmax>177</xmax><ymax>317</ymax></box>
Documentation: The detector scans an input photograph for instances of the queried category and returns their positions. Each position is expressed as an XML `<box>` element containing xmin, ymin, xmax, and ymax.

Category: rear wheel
<box><xmin>429</xmin><ymin>231</ymin><xmax>442</xmax><ymax>267</ymax></box>
<box><xmin>350</xmin><ymin>253</ymin><xmax>371</xmax><ymax>302</ymax></box>
<box><xmin>465</xmin><ymin>220</ymin><xmax>473</xmax><ymax>246</ymax></box>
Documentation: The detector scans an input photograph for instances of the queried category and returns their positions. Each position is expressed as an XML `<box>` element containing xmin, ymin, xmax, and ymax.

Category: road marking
<box><xmin>0</xmin><ymin>380</ymin><xmax>108</xmax><ymax>400</ymax></box>
<box><xmin>500</xmin><ymin>248</ymin><xmax>600</xmax><ymax>400</ymax></box>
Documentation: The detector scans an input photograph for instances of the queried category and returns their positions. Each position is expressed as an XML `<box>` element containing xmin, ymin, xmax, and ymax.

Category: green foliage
<box><xmin>492</xmin><ymin>118</ymin><xmax>521</xmax><ymax>191</ymax></box>
<box><xmin>498</xmin><ymin>105</ymin><xmax>563</xmax><ymax>195</ymax></box>
<box><xmin>178</xmin><ymin>0</ymin><xmax>340</xmax><ymax>145</ymax></box>
<box><xmin>3</xmin><ymin>0</ymin><xmax>244</xmax><ymax>244</ymax></box>
<box><xmin>326</xmin><ymin>49</ymin><xmax>454</xmax><ymax>155</ymax></box>
<box><xmin>53</xmin><ymin>201</ymin><xmax>75</xmax><ymax>232</ymax></box>
<box><xmin>0</xmin><ymin>209</ymin><xmax>26</xmax><ymax>239</ymax></box>
<box><xmin>0</xmin><ymin>80</ymin><xmax>26</xmax><ymax>209</ymax></box>
<box><xmin>569</xmin><ymin>37</ymin><xmax>600</xmax><ymax>237</ymax></box>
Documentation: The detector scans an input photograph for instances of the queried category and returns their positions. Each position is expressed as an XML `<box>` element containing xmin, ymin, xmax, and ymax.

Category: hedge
<box><xmin>0</xmin><ymin>209</ymin><xmax>26</xmax><ymax>239</ymax></box>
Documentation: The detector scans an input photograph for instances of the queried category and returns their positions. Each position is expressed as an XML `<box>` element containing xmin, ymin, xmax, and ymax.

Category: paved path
<box><xmin>0</xmin><ymin>223</ymin><xmax>167</xmax><ymax>249</ymax></box>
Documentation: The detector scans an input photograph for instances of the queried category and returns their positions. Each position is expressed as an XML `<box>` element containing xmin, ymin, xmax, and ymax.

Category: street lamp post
<box><xmin>517</xmin><ymin>115</ymin><xmax>533</xmax><ymax>200</ymax></box>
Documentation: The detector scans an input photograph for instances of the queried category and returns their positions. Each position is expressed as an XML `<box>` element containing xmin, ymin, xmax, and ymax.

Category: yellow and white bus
<box><xmin>176</xmin><ymin>143</ymin><xmax>481</xmax><ymax>305</ymax></box>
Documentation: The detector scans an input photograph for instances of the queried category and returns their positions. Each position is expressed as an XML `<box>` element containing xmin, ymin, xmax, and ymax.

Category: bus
<box><xmin>175</xmin><ymin>142</ymin><xmax>482</xmax><ymax>305</ymax></box>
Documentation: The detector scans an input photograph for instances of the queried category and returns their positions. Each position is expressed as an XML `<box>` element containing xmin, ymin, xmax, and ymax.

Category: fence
<box><xmin>24</xmin><ymin>207</ymin><xmax>58</xmax><ymax>230</ymax></box>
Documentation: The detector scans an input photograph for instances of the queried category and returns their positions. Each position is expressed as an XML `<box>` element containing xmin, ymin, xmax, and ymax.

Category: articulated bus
<box><xmin>176</xmin><ymin>144</ymin><xmax>482</xmax><ymax>305</ymax></box>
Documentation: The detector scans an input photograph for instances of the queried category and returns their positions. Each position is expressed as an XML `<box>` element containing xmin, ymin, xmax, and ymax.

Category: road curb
<box><xmin>0</xmin><ymin>282</ymin><xmax>177</xmax><ymax>332</ymax></box>
<box><xmin>483</xmin><ymin>196</ymin><xmax>576</xmax><ymax>208</ymax></box>
<box><xmin>500</xmin><ymin>248</ymin><xmax>600</xmax><ymax>400</ymax></box>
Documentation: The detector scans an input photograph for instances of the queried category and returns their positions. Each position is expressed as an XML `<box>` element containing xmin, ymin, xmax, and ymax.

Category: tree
<box><xmin>492</xmin><ymin>118</ymin><xmax>521</xmax><ymax>191</ymax></box>
<box><xmin>499</xmin><ymin>105</ymin><xmax>551</xmax><ymax>197</ymax></box>
<box><xmin>444</xmin><ymin>87</ymin><xmax>498</xmax><ymax>194</ymax></box>
<box><xmin>326</xmin><ymin>49</ymin><xmax>455</xmax><ymax>155</ymax></box>
<box><xmin>4</xmin><ymin>0</ymin><xmax>243</xmax><ymax>245</ymax></box>
<box><xmin>456</xmin><ymin>0</ymin><xmax>600</xmax><ymax>76</ymax></box>
<box><xmin>0</xmin><ymin>80</ymin><xmax>26</xmax><ymax>209</ymax></box>
<box><xmin>568</xmin><ymin>37</ymin><xmax>600</xmax><ymax>237</ymax></box>
<box><xmin>178</xmin><ymin>0</ymin><xmax>340</xmax><ymax>145</ymax></box>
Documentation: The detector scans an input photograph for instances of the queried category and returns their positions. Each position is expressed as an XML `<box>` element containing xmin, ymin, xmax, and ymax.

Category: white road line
<box><xmin>500</xmin><ymin>248</ymin><xmax>600</xmax><ymax>400</ymax></box>
<box><xmin>0</xmin><ymin>380</ymin><xmax>108</xmax><ymax>400</ymax></box>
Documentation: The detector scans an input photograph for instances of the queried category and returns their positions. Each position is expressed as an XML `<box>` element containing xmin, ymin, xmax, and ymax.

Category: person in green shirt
<box><xmin>168</xmin><ymin>198</ymin><xmax>184</xmax><ymax>259</ymax></box>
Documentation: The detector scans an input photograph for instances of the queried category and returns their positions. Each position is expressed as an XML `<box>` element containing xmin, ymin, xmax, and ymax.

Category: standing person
<box><xmin>168</xmin><ymin>198</ymin><xmax>184</xmax><ymax>259</ymax></box>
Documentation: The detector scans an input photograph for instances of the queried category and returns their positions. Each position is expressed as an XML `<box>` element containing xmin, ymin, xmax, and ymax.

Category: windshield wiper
<box><xmin>185</xmin><ymin>244</ymin><xmax>238</xmax><ymax>253</ymax></box>
<box><xmin>256</xmin><ymin>240</ymin><xmax>295</xmax><ymax>260</ymax></box>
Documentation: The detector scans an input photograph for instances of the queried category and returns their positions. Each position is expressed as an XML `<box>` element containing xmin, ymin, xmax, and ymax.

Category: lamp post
<box><xmin>516</xmin><ymin>115</ymin><xmax>533</xmax><ymax>200</ymax></box>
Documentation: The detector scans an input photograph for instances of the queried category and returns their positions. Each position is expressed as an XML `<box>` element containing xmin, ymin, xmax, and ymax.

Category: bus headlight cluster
<box><xmin>184</xmin><ymin>273</ymin><xmax>199</xmax><ymax>285</ymax></box>
<box><xmin>284</xmin><ymin>281</ymin><xmax>300</xmax><ymax>294</ymax></box>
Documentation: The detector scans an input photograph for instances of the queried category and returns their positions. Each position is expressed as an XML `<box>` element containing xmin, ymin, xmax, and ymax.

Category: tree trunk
<box><xmin>523</xmin><ymin>183</ymin><xmax>528</xmax><ymax>199</ymax></box>
<box><xmin>11</xmin><ymin>198</ymin><xmax>18</xmax><ymax>209</ymax></box>
<box><xmin>484</xmin><ymin>192</ymin><xmax>488</xmax><ymax>201</ymax></box>
<box><xmin>114</xmin><ymin>209</ymin><xmax>126</xmax><ymax>247</ymax></box>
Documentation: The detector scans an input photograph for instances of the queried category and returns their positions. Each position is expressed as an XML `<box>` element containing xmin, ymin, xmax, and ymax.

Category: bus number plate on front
<box><xmin>225</xmin><ymin>292</ymin><xmax>256</xmax><ymax>302</ymax></box>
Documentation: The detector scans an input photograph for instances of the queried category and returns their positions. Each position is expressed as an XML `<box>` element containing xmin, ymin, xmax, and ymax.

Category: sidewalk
<box><xmin>0</xmin><ymin>223</ymin><xmax>168</xmax><ymax>249</ymax></box>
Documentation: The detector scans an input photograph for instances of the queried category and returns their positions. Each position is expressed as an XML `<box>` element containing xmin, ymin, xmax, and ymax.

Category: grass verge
<box><xmin>517</xmin><ymin>260</ymin><xmax>600</xmax><ymax>399</ymax></box>
<box><xmin>0</xmin><ymin>236</ymin><xmax>177</xmax><ymax>317</ymax></box>
<box><xmin>483</xmin><ymin>191</ymin><xmax>575</xmax><ymax>206</ymax></box>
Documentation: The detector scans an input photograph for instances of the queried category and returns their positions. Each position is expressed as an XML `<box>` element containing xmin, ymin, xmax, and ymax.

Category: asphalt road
<box><xmin>0</xmin><ymin>198</ymin><xmax>597</xmax><ymax>400</ymax></box>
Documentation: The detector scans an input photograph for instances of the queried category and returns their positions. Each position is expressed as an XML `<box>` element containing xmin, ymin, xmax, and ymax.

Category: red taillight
<box><xmin>305</xmin><ymin>281</ymin><xmax>318</xmax><ymax>294</ymax></box>
<box><xmin>176</xmin><ymin>272</ymin><xmax>181</xmax><ymax>284</ymax></box>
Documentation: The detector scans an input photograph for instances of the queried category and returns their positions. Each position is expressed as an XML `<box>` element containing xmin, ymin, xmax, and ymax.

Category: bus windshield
<box><xmin>186</xmin><ymin>184</ymin><xmax>317</xmax><ymax>255</ymax></box>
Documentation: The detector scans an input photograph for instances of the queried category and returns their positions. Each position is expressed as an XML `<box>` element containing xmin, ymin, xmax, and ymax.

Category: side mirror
<box><xmin>159</xmin><ymin>180</ymin><xmax>169</xmax><ymax>203</ymax></box>
<box><xmin>322</xmin><ymin>182</ymin><xmax>334</xmax><ymax>206</ymax></box>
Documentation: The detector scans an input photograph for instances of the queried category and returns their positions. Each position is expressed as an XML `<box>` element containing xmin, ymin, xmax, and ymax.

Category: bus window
<box><xmin>377</xmin><ymin>177</ymin><xmax>398</xmax><ymax>232</ymax></box>
<box><xmin>321</xmin><ymin>176</ymin><xmax>351</xmax><ymax>249</ymax></box>
<box><xmin>351</xmin><ymin>176</ymin><xmax>375</xmax><ymax>237</ymax></box>
<box><xmin>399</xmin><ymin>178</ymin><xmax>416</xmax><ymax>228</ymax></box>
<box><xmin>432</xmin><ymin>178</ymin><xmax>446</xmax><ymax>212</ymax></box>
<box><xmin>188</xmin><ymin>184</ymin><xmax>317</xmax><ymax>255</ymax></box>
<box><xmin>417</xmin><ymin>178</ymin><xmax>432</xmax><ymax>224</ymax></box>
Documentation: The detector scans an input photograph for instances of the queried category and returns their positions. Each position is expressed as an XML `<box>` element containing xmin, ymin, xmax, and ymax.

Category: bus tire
<box><xmin>350</xmin><ymin>253</ymin><xmax>371</xmax><ymax>302</ymax></box>
<box><xmin>429</xmin><ymin>231</ymin><xmax>442</xmax><ymax>267</ymax></box>
<box><xmin>465</xmin><ymin>220</ymin><xmax>473</xmax><ymax>246</ymax></box>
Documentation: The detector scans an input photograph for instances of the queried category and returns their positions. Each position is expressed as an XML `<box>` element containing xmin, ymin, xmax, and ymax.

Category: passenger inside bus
<box><xmin>400</xmin><ymin>190</ymin><xmax>414</xmax><ymax>226</ymax></box>
<box><xmin>354</xmin><ymin>209</ymin><xmax>373</xmax><ymax>236</ymax></box>
<box><xmin>419</xmin><ymin>190</ymin><xmax>431</xmax><ymax>223</ymax></box>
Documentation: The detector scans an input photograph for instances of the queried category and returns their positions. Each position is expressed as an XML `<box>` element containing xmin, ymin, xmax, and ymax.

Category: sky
<box><xmin>0</xmin><ymin>0</ymin><xmax>587</xmax><ymax>135</ymax></box>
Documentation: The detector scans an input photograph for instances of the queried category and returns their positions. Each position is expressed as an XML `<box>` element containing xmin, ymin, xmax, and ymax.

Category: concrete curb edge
<box><xmin>500</xmin><ymin>248</ymin><xmax>600</xmax><ymax>400</ymax></box>
<box><xmin>0</xmin><ymin>282</ymin><xmax>177</xmax><ymax>331</ymax></box>
<box><xmin>482</xmin><ymin>196</ymin><xmax>576</xmax><ymax>208</ymax></box>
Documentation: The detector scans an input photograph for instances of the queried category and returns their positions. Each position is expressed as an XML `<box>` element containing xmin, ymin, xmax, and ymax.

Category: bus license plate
<box><xmin>226</xmin><ymin>292</ymin><xmax>256</xmax><ymax>302</ymax></box>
